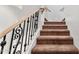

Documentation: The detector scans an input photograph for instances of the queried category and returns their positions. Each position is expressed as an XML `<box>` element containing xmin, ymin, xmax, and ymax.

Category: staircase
<box><xmin>31</xmin><ymin>21</ymin><xmax>79</xmax><ymax>54</ymax></box>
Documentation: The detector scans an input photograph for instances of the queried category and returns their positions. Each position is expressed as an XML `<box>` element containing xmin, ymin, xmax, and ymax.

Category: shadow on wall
<box><xmin>46</xmin><ymin>5</ymin><xmax>65</xmax><ymax>21</ymax></box>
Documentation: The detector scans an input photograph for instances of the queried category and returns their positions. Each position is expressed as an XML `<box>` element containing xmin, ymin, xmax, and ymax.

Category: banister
<box><xmin>0</xmin><ymin>6</ymin><xmax>48</xmax><ymax>54</ymax></box>
<box><xmin>0</xmin><ymin>7</ymin><xmax>42</xmax><ymax>38</ymax></box>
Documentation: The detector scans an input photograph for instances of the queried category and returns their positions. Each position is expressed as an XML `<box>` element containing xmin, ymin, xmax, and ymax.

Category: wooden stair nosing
<box><xmin>37</xmin><ymin>36</ymin><xmax>73</xmax><ymax>44</ymax></box>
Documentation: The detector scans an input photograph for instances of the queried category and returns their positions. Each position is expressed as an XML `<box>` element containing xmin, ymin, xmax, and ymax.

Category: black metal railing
<box><xmin>0</xmin><ymin>11</ymin><xmax>39</xmax><ymax>54</ymax></box>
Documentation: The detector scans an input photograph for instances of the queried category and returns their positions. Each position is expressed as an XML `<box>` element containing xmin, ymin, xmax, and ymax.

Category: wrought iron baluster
<box><xmin>34</xmin><ymin>15</ymin><xmax>36</xmax><ymax>32</ymax></box>
<box><xmin>24</xmin><ymin>18</ymin><xmax>29</xmax><ymax>52</ymax></box>
<box><xmin>20</xmin><ymin>20</ymin><xmax>26</xmax><ymax>54</ymax></box>
<box><xmin>28</xmin><ymin>17</ymin><xmax>31</xmax><ymax>45</ymax></box>
<box><xmin>9</xmin><ymin>28</ymin><xmax>15</xmax><ymax>54</ymax></box>
<box><xmin>30</xmin><ymin>16</ymin><xmax>33</xmax><ymax>40</ymax></box>
<box><xmin>32</xmin><ymin>14</ymin><xmax>35</xmax><ymax>36</ymax></box>
<box><xmin>13</xmin><ymin>24</ymin><xmax>22</xmax><ymax>54</ymax></box>
<box><xmin>9</xmin><ymin>23</ymin><xmax>23</xmax><ymax>54</ymax></box>
<box><xmin>36</xmin><ymin>11</ymin><xmax>39</xmax><ymax>29</ymax></box>
<box><xmin>0</xmin><ymin>35</ymin><xmax>6</xmax><ymax>54</ymax></box>
<box><xmin>34</xmin><ymin>11</ymin><xmax>39</xmax><ymax>32</ymax></box>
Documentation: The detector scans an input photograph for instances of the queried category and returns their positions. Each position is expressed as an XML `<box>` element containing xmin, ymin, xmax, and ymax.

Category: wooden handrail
<box><xmin>0</xmin><ymin>7</ymin><xmax>42</xmax><ymax>38</ymax></box>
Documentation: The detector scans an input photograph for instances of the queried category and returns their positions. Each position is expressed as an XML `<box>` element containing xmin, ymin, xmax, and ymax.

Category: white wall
<box><xmin>63</xmin><ymin>6</ymin><xmax>79</xmax><ymax>48</ymax></box>
<box><xmin>21</xmin><ymin>5</ymin><xmax>41</xmax><ymax>16</ymax></box>
<box><xmin>45</xmin><ymin>5</ymin><xmax>65</xmax><ymax>21</ymax></box>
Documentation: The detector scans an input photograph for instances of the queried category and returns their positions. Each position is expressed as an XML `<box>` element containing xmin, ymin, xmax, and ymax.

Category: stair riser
<box><xmin>40</xmin><ymin>31</ymin><xmax>70</xmax><ymax>36</ymax></box>
<box><xmin>44</xmin><ymin>22</ymin><xmax>66</xmax><ymax>25</ymax></box>
<box><xmin>37</xmin><ymin>40</ymin><xmax>73</xmax><ymax>44</ymax></box>
<box><xmin>32</xmin><ymin>51</ymin><xmax>78</xmax><ymax>54</ymax></box>
<box><xmin>43</xmin><ymin>26</ymin><xmax>67</xmax><ymax>29</ymax></box>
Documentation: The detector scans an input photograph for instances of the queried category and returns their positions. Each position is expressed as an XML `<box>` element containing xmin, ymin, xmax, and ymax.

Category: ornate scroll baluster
<box><xmin>13</xmin><ymin>24</ymin><xmax>22</xmax><ymax>54</ymax></box>
<box><xmin>9</xmin><ymin>20</ymin><xmax>26</xmax><ymax>54</ymax></box>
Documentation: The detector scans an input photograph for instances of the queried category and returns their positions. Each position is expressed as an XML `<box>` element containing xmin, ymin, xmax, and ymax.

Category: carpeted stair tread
<box><xmin>40</xmin><ymin>29</ymin><xmax>70</xmax><ymax>36</ymax></box>
<box><xmin>37</xmin><ymin>36</ymin><xmax>73</xmax><ymax>44</ymax></box>
<box><xmin>43</xmin><ymin>25</ymin><xmax>67</xmax><ymax>29</ymax></box>
<box><xmin>32</xmin><ymin>45</ymin><xmax>79</xmax><ymax>54</ymax></box>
